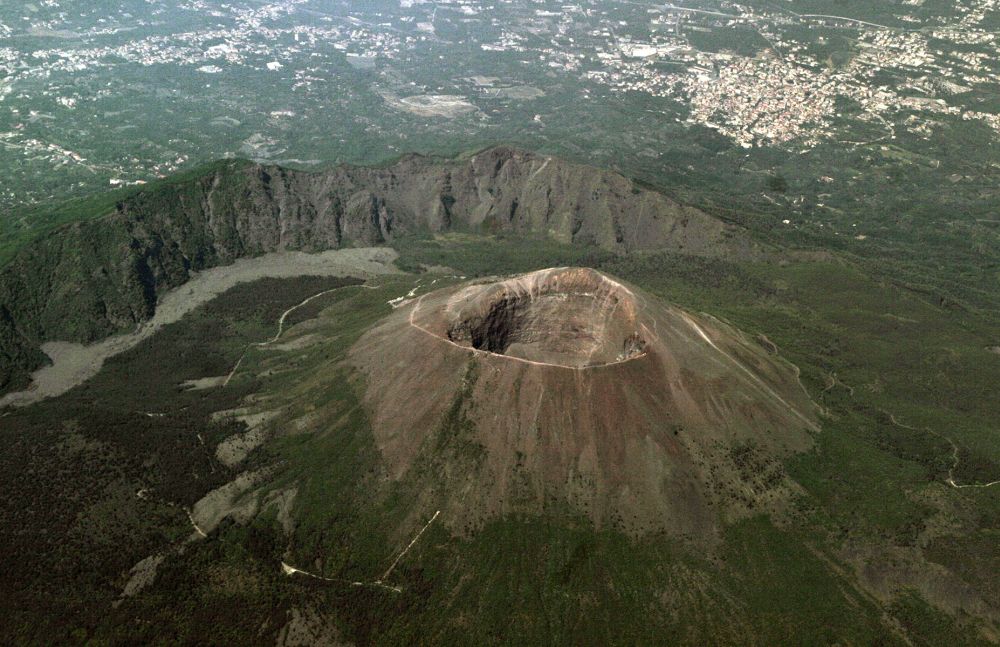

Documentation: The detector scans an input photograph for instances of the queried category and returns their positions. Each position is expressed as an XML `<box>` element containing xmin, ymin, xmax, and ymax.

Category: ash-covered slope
<box><xmin>350</xmin><ymin>268</ymin><xmax>818</xmax><ymax>540</ymax></box>
<box><xmin>0</xmin><ymin>147</ymin><xmax>755</xmax><ymax>394</ymax></box>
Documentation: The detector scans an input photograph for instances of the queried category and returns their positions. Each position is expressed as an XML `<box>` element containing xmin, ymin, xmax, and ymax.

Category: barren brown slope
<box><xmin>350</xmin><ymin>268</ymin><xmax>818</xmax><ymax>541</ymax></box>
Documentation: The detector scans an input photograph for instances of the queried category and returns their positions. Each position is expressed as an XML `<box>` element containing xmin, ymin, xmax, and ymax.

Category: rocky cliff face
<box><xmin>0</xmin><ymin>147</ymin><xmax>756</xmax><ymax>394</ymax></box>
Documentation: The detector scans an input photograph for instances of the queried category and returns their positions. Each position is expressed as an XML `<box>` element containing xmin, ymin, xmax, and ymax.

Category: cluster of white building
<box><xmin>570</xmin><ymin>1</ymin><xmax>1000</xmax><ymax>149</ymax></box>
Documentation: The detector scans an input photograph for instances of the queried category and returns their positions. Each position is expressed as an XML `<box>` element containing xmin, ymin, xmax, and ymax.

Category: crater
<box><xmin>351</xmin><ymin>266</ymin><xmax>820</xmax><ymax>538</ymax></box>
<box><xmin>443</xmin><ymin>268</ymin><xmax>647</xmax><ymax>368</ymax></box>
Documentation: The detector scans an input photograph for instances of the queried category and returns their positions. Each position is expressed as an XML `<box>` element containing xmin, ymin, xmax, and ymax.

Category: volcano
<box><xmin>350</xmin><ymin>268</ymin><xmax>819</xmax><ymax>540</ymax></box>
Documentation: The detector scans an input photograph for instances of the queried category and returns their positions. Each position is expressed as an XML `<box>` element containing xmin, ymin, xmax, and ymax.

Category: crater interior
<box><xmin>445</xmin><ymin>268</ymin><xmax>646</xmax><ymax>368</ymax></box>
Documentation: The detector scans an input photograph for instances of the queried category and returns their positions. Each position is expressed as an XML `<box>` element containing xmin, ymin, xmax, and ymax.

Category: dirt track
<box><xmin>223</xmin><ymin>283</ymin><xmax>379</xmax><ymax>387</ymax></box>
<box><xmin>0</xmin><ymin>248</ymin><xmax>398</xmax><ymax>408</ymax></box>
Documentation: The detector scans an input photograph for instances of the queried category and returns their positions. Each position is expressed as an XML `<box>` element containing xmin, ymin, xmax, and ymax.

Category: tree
<box><xmin>766</xmin><ymin>174</ymin><xmax>789</xmax><ymax>193</ymax></box>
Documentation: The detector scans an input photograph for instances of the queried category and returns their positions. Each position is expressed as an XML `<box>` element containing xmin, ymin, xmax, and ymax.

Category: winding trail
<box><xmin>822</xmin><ymin>372</ymin><xmax>855</xmax><ymax>397</ymax></box>
<box><xmin>281</xmin><ymin>509</ymin><xmax>442</xmax><ymax>593</ymax></box>
<box><xmin>223</xmin><ymin>283</ymin><xmax>378</xmax><ymax>386</ymax></box>
<box><xmin>280</xmin><ymin>562</ymin><xmax>402</xmax><ymax>593</ymax></box>
<box><xmin>144</xmin><ymin>487</ymin><xmax>440</xmax><ymax>594</ymax></box>
<box><xmin>377</xmin><ymin>510</ymin><xmax>441</xmax><ymax>584</ymax></box>
<box><xmin>679</xmin><ymin>312</ymin><xmax>820</xmax><ymax>432</ymax></box>
<box><xmin>885</xmin><ymin>411</ymin><xmax>1000</xmax><ymax>490</ymax></box>
<box><xmin>818</xmin><ymin>369</ymin><xmax>998</xmax><ymax>490</ymax></box>
<box><xmin>682</xmin><ymin>311</ymin><xmax>997</xmax><ymax>491</ymax></box>
<box><xmin>185</xmin><ymin>508</ymin><xmax>208</xmax><ymax>538</ymax></box>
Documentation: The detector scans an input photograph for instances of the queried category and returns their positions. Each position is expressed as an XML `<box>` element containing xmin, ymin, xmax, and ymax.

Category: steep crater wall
<box><xmin>443</xmin><ymin>268</ymin><xmax>647</xmax><ymax>367</ymax></box>
<box><xmin>0</xmin><ymin>147</ymin><xmax>757</xmax><ymax>395</ymax></box>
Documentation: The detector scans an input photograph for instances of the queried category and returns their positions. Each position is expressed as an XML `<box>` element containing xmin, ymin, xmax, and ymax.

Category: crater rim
<box><xmin>435</xmin><ymin>267</ymin><xmax>649</xmax><ymax>369</ymax></box>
